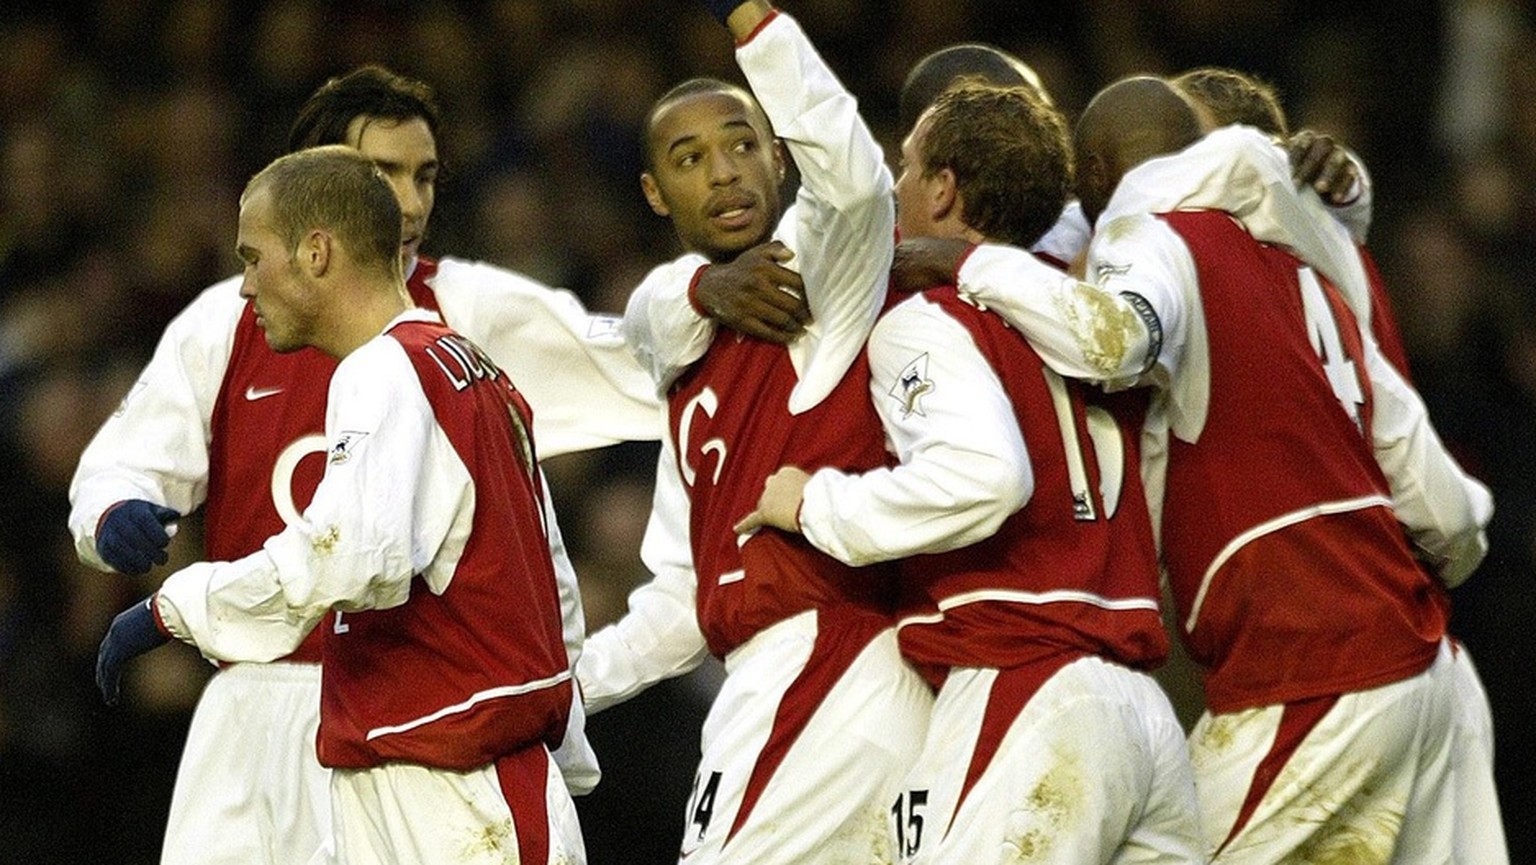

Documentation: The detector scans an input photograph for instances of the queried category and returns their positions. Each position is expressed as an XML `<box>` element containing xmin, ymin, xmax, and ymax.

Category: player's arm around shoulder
<box><xmin>69</xmin><ymin>275</ymin><xmax>246</xmax><ymax>570</ymax></box>
<box><xmin>796</xmin><ymin>294</ymin><xmax>1031</xmax><ymax>566</ymax></box>
<box><xmin>950</xmin><ymin>235</ymin><xmax>1166</xmax><ymax>388</ymax></box>
<box><xmin>432</xmin><ymin>257</ymin><xmax>663</xmax><ymax>455</ymax></box>
<box><xmin>620</xmin><ymin>253</ymin><xmax>717</xmax><ymax>391</ymax></box>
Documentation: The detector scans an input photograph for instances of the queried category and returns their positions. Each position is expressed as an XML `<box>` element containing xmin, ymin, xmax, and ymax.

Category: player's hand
<box><xmin>696</xmin><ymin>241</ymin><xmax>810</xmax><ymax>344</ymax></box>
<box><xmin>891</xmin><ymin>237</ymin><xmax>972</xmax><ymax>294</ymax></box>
<box><xmin>97</xmin><ymin>499</ymin><xmax>181</xmax><ymax>576</ymax></box>
<box><xmin>96</xmin><ymin>596</ymin><xmax>172</xmax><ymax>705</ymax></box>
<box><xmin>734</xmin><ymin>466</ymin><xmax>811</xmax><ymax>535</ymax></box>
<box><xmin>1285</xmin><ymin>129</ymin><xmax>1360</xmax><ymax>206</ymax></box>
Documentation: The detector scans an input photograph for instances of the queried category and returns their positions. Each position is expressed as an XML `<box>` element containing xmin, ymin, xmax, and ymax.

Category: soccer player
<box><xmin>69</xmin><ymin>63</ymin><xmax>807</xmax><ymax>864</ymax></box>
<box><xmin>575</xmin><ymin>2</ymin><xmax>932</xmax><ymax>862</ymax></box>
<box><xmin>1173</xmin><ymin>65</ymin><xmax>1509</xmax><ymax>862</ymax></box>
<box><xmin>96</xmin><ymin>145</ymin><xmax>583</xmax><ymax>864</ymax></box>
<box><xmin>737</xmin><ymin>81</ymin><xmax>1202</xmax><ymax>864</ymax></box>
<box><xmin>965</xmin><ymin>76</ymin><xmax>1494</xmax><ymax>862</ymax></box>
<box><xmin>67</xmin><ymin>67</ymin><xmax>624</xmax><ymax>864</ymax></box>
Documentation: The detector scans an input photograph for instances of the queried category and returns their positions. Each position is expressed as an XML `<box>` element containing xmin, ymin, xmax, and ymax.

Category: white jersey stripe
<box><xmin>365</xmin><ymin>671</ymin><xmax>572</xmax><ymax>741</ymax></box>
<box><xmin>1185</xmin><ymin>494</ymin><xmax>1394</xmax><ymax>632</ymax></box>
<box><xmin>896</xmin><ymin>588</ymin><xmax>1159</xmax><ymax>631</ymax></box>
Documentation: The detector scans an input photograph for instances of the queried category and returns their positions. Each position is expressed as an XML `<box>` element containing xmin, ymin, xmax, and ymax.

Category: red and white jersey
<box><xmin>587</xmin><ymin>9</ymin><xmax>898</xmax><ymax>679</ymax></box>
<box><xmin>155</xmin><ymin>311</ymin><xmax>571</xmax><ymax>770</ymax></box>
<box><xmin>671</xmin><ymin>336</ymin><xmax>897</xmax><ymax>657</ymax></box>
<box><xmin>1088</xmin><ymin>205</ymin><xmax>1484</xmax><ymax>712</ymax></box>
<box><xmin>67</xmin><ymin>255</ymin><xmax>653</xmax><ymax>789</ymax></box>
<box><xmin>799</xmin><ymin>286</ymin><xmax>1167</xmax><ymax>683</ymax></box>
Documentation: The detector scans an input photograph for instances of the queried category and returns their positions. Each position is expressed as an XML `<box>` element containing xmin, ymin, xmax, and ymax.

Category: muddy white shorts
<box><xmin>1191</xmin><ymin>638</ymin><xmax>1502</xmax><ymax>862</ymax></box>
<box><xmin>893</xmin><ymin>656</ymin><xmax>1201</xmax><ymax>864</ymax></box>
<box><xmin>328</xmin><ymin>743</ymin><xmax>583</xmax><ymax>865</ymax></box>
<box><xmin>676</xmin><ymin>608</ymin><xmax>932</xmax><ymax>864</ymax></box>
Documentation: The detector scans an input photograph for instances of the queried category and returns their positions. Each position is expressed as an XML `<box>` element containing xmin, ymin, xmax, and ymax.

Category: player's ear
<box><xmin>930</xmin><ymin>166</ymin><xmax>958</xmax><ymax>223</ymax></box>
<box><xmin>772</xmin><ymin>139</ymin><xmax>787</xmax><ymax>185</ymax></box>
<box><xmin>299</xmin><ymin>229</ymin><xmax>332</xmax><ymax>278</ymax></box>
<box><xmin>641</xmin><ymin>172</ymin><xmax>670</xmax><ymax>218</ymax></box>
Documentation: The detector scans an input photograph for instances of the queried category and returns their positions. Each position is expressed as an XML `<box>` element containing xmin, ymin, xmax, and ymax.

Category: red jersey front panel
<box><xmin>669</xmin><ymin>335</ymin><xmax>898</xmax><ymax>658</ymax></box>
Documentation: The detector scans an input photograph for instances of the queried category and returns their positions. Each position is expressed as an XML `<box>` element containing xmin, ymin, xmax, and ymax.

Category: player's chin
<box><xmin>705</xmin><ymin>225</ymin><xmax>772</xmax><ymax>263</ymax></box>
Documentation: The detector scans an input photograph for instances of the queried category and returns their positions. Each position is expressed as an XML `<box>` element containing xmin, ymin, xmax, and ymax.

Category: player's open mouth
<box><xmin>710</xmin><ymin>199</ymin><xmax>756</xmax><ymax>230</ymax></box>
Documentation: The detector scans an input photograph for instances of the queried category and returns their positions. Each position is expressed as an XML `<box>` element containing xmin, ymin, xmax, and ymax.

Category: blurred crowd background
<box><xmin>0</xmin><ymin>0</ymin><xmax>1531</xmax><ymax>861</ymax></box>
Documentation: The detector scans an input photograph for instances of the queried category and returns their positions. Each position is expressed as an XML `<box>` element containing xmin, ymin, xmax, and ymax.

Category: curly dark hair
<box><xmin>286</xmin><ymin>65</ymin><xmax>443</xmax><ymax>153</ymax></box>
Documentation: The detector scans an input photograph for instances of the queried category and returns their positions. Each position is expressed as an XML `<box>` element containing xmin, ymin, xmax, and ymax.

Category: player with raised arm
<box><xmin>737</xmin><ymin>81</ymin><xmax>1202</xmax><ymax>864</ymax></box>
<box><xmin>68</xmin><ymin>67</ymin><xmax>629</xmax><ymax>863</ymax></box>
<box><xmin>575</xmin><ymin>2</ymin><xmax>931</xmax><ymax>862</ymax></box>
<box><xmin>96</xmin><ymin>145</ymin><xmax>584</xmax><ymax>865</ymax></box>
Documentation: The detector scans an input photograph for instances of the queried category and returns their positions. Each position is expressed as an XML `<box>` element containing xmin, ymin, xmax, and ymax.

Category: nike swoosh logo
<box><xmin>245</xmin><ymin>385</ymin><xmax>284</xmax><ymax>401</ymax></box>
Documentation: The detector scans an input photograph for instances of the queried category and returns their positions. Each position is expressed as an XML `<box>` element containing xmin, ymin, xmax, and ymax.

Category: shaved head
<box><xmin>900</xmin><ymin>43</ymin><xmax>1050</xmax><ymax>131</ymax></box>
<box><xmin>1074</xmin><ymin>76</ymin><xmax>1204</xmax><ymax>225</ymax></box>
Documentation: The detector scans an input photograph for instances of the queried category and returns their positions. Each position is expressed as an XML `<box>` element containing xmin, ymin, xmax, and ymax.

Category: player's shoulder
<box><xmin>873</xmin><ymin>288</ymin><xmax>967</xmax><ymax>345</ymax></box>
<box><xmin>159</xmin><ymin>273</ymin><xmax>247</xmax><ymax>341</ymax></box>
<box><xmin>431</xmin><ymin>256</ymin><xmax>557</xmax><ymax>296</ymax></box>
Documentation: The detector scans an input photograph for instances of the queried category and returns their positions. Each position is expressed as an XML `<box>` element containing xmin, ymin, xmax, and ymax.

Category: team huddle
<box><xmin>71</xmin><ymin>1</ymin><xmax>1504</xmax><ymax>863</ymax></box>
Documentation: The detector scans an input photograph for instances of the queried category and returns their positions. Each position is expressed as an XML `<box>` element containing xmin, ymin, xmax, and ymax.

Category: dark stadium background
<box><xmin>0</xmin><ymin>0</ymin><xmax>1530</xmax><ymax>861</ymax></box>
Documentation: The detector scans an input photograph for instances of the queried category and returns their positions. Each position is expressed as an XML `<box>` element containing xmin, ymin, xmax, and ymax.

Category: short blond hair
<box><xmin>244</xmin><ymin>145</ymin><xmax>402</xmax><ymax>274</ymax></box>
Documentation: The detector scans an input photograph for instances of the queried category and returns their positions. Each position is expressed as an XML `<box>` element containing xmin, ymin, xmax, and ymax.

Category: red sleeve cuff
<box><xmin>736</xmin><ymin>8</ymin><xmax>779</xmax><ymax>46</ymax></box>
<box><xmin>687</xmin><ymin>264</ymin><xmax>713</xmax><ymax>318</ymax></box>
<box><xmin>97</xmin><ymin>500</ymin><xmax>127</xmax><ymax>535</ymax></box>
<box><xmin>149</xmin><ymin>593</ymin><xmax>172</xmax><ymax>639</ymax></box>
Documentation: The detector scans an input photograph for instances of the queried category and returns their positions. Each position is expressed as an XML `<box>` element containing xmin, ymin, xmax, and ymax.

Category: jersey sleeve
<box><xmin>798</xmin><ymin>296</ymin><xmax>1031</xmax><ymax>566</ymax></box>
<box><xmin>619</xmin><ymin>254</ymin><xmax>715</xmax><ymax>392</ymax></box>
<box><xmin>737</xmin><ymin>11</ymin><xmax>894</xmax><ymax>414</ymax></box>
<box><xmin>154</xmin><ymin>337</ymin><xmax>467</xmax><ymax>661</ymax></box>
<box><xmin>539</xmin><ymin>464</ymin><xmax>602</xmax><ymax>794</ymax></box>
<box><xmin>956</xmin><ymin>243</ymin><xmax>1163</xmax><ymax>386</ymax></box>
<box><xmin>1364</xmin><ymin>334</ymin><xmax>1493</xmax><ymax>587</ymax></box>
<box><xmin>576</xmin><ymin>432</ymin><xmax>709</xmax><ymax>713</ymax></box>
<box><xmin>431</xmin><ymin>258</ymin><xmax>663</xmax><ymax>457</ymax></box>
<box><xmin>1087</xmin><ymin>214</ymin><xmax>1216</xmax><ymax>443</ymax></box>
<box><xmin>68</xmin><ymin>276</ymin><xmax>245</xmax><ymax>571</ymax></box>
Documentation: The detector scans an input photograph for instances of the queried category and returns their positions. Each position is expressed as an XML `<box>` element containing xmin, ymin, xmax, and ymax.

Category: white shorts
<box><xmin>1191</xmin><ymin>638</ymin><xmax>1503</xmax><ymax>862</ymax></box>
<box><xmin>329</xmin><ymin>743</ymin><xmax>584</xmax><ymax>865</ymax></box>
<box><xmin>895</xmin><ymin>657</ymin><xmax>1201</xmax><ymax>865</ymax></box>
<box><xmin>161</xmin><ymin>661</ymin><xmax>329</xmax><ymax>865</ymax></box>
<box><xmin>678</xmin><ymin>609</ymin><xmax>932</xmax><ymax>864</ymax></box>
<box><xmin>1447</xmin><ymin>643</ymin><xmax>1509</xmax><ymax>864</ymax></box>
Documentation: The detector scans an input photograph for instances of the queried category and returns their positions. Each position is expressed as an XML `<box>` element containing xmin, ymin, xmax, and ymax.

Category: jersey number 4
<box><xmin>1298</xmin><ymin>266</ymin><xmax>1367</xmax><ymax>432</ymax></box>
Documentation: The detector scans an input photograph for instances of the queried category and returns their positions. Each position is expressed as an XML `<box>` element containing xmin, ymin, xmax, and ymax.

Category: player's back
<box><xmin>894</xmin><ymin>286</ymin><xmax>1168</xmax><ymax>684</ymax></box>
<box><xmin>319</xmin><ymin>318</ymin><xmax>570</xmax><ymax>771</ymax></box>
<box><xmin>1156</xmin><ymin>210</ymin><xmax>1445</xmax><ymax>713</ymax></box>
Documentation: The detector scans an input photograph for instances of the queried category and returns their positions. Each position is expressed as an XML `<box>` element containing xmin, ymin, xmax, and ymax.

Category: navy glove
<box><xmin>97</xmin><ymin>500</ymin><xmax>180</xmax><ymax>575</ymax></box>
<box><xmin>97</xmin><ymin>596</ymin><xmax>172</xmax><ymax>705</ymax></box>
<box><xmin>702</xmin><ymin>0</ymin><xmax>747</xmax><ymax>25</ymax></box>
